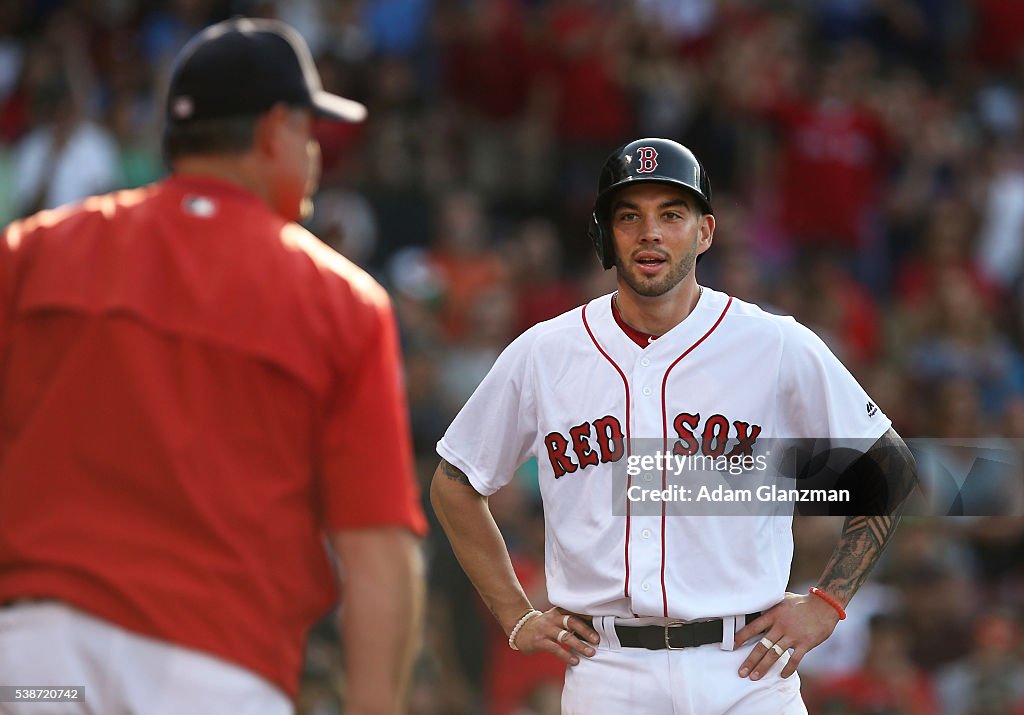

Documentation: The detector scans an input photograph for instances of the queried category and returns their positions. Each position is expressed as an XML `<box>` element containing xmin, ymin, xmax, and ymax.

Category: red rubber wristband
<box><xmin>809</xmin><ymin>587</ymin><xmax>847</xmax><ymax>620</ymax></box>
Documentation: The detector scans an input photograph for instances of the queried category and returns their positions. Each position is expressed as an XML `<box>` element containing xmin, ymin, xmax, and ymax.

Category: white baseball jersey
<box><xmin>437</xmin><ymin>287</ymin><xmax>890</xmax><ymax>620</ymax></box>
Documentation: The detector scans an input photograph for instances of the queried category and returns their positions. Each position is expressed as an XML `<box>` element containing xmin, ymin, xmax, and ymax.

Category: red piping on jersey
<box><xmin>659</xmin><ymin>296</ymin><xmax>733</xmax><ymax>617</ymax></box>
<box><xmin>581</xmin><ymin>303</ymin><xmax>633</xmax><ymax>599</ymax></box>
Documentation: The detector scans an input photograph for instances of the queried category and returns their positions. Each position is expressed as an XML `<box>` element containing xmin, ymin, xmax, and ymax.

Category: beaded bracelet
<box><xmin>809</xmin><ymin>587</ymin><xmax>847</xmax><ymax>620</ymax></box>
<box><xmin>508</xmin><ymin>609</ymin><xmax>543</xmax><ymax>651</ymax></box>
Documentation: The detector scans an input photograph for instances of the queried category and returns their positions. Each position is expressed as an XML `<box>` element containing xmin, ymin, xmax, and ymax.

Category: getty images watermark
<box><xmin>624</xmin><ymin>451</ymin><xmax>850</xmax><ymax>505</ymax></box>
<box><xmin>608</xmin><ymin>437</ymin><xmax>1024</xmax><ymax>517</ymax></box>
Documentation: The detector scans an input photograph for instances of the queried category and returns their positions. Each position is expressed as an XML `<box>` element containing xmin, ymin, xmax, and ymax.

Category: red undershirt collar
<box><xmin>611</xmin><ymin>295</ymin><xmax>659</xmax><ymax>348</ymax></box>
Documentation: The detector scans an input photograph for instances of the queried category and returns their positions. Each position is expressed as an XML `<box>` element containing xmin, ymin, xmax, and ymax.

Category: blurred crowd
<box><xmin>3</xmin><ymin>0</ymin><xmax>1024</xmax><ymax>713</ymax></box>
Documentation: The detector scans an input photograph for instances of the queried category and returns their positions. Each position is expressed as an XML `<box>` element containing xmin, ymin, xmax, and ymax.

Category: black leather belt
<box><xmin>615</xmin><ymin>612</ymin><xmax>761</xmax><ymax>650</ymax></box>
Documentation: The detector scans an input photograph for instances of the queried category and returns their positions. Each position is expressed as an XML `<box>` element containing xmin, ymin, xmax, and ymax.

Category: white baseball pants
<box><xmin>0</xmin><ymin>601</ymin><xmax>292</xmax><ymax>715</ymax></box>
<box><xmin>562</xmin><ymin>616</ymin><xmax>807</xmax><ymax>715</ymax></box>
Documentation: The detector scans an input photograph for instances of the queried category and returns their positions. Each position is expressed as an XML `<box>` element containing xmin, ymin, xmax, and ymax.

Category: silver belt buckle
<box><xmin>664</xmin><ymin>620</ymin><xmax>687</xmax><ymax>650</ymax></box>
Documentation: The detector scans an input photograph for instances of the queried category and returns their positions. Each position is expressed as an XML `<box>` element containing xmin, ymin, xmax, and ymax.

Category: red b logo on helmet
<box><xmin>635</xmin><ymin>147</ymin><xmax>659</xmax><ymax>173</ymax></box>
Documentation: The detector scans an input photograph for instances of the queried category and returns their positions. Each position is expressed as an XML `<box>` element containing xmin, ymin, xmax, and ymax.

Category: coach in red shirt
<box><xmin>0</xmin><ymin>18</ymin><xmax>426</xmax><ymax>715</ymax></box>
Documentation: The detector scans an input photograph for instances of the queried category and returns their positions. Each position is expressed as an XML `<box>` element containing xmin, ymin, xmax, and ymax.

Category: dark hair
<box><xmin>162</xmin><ymin>115</ymin><xmax>260</xmax><ymax>164</ymax></box>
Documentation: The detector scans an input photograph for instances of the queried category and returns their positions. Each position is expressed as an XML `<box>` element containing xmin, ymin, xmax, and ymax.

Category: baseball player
<box><xmin>0</xmin><ymin>19</ymin><xmax>425</xmax><ymax>715</ymax></box>
<box><xmin>430</xmin><ymin>138</ymin><xmax>918</xmax><ymax>714</ymax></box>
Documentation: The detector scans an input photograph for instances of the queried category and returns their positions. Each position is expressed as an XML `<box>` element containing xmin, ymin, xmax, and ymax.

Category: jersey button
<box><xmin>641</xmin><ymin>582</ymin><xmax>650</xmax><ymax>592</ymax></box>
<box><xmin>640</xmin><ymin>357</ymin><xmax>650</xmax><ymax>367</ymax></box>
<box><xmin>642</xmin><ymin>387</ymin><xmax>653</xmax><ymax>396</ymax></box>
<box><xmin>643</xmin><ymin>473</ymin><xmax>653</xmax><ymax>482</ymax></box>
<box><xmin>641</xmin><ymin>528</ymin><xmax>652</xmax><ymax>539</ymax></box>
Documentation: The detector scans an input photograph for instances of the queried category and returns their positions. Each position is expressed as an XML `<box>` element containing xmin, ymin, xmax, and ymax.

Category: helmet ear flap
<box><xmin>588</xmin><ymin>211</ymin><xmax>615</xmax><ymax>270</ymax></box>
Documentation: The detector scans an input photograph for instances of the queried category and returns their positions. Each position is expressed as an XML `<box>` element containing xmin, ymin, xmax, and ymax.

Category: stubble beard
<box><xmin>615</xmin><ymin>239</ymin><xmax>699</xmax><ymax>298</ymax></box>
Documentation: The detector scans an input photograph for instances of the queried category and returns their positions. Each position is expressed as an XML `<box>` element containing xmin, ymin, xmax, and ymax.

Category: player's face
<box><xmin>609</xmin><ymin>184</ymin><xmax>713</xmax><ymax>298</ymax></box>
<box><xmin>269</xmin><ymin>107</ymin><xmax>321</xmax><ymax>222</ymax></box>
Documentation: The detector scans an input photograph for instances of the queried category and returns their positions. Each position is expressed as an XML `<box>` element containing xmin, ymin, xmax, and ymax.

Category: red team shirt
<box><xmin>772</xmin><ymin>100</ymin><xmax>889</xmax><ymax>248</ymax></box>
<box><xmin>0</xmin><ymin>175</ymin><xmax>427</xmax><ymax>697</ymax></box>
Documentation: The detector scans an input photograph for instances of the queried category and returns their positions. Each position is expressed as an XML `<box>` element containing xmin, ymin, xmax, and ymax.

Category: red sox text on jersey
<box><xmin>544</xmin><ymin>413</ymin><xmax>763</xmax><ymax>478</ymax></box>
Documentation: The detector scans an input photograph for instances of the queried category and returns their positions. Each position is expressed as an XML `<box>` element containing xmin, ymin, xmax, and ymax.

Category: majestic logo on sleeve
<box><xmin>635</xmin><ymin>146</ymin><xmax>659</xmax><ymax>173</ymax></box>
<box><xmin>544</xmin><ymin>411</ymin><xmax>761</xmax><ymax>478</ymax></box>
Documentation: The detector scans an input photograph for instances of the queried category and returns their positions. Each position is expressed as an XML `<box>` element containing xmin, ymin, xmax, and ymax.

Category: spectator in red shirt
<box><xmin>442</xmin><ymin>0</ymin><xmax>538</xmax><ymax>125</ymax></box>
<box><xmin>896</xmin><ymin>196</ymin><xmax>999</xmax><ymax>315</ymax></box>
<box><xmin>512</xmin><ymin>217</ymin><xmax>583</xmax><ymax>335</ymax></box>
<box><xmin>439</xmin><ymin>0</ymin><xmax>550</xmax><ymax>200</ymax></box>
<box><xmin>816</xmin><ymin>612</ymin><xmax>940</xmax><ymax>715</ymax></box>
<box><xmin>761</xmin><ymin>45</ymin><xmax>891</xmax><ymax>253</ymax></box>
<box><xmin>428</xmin><ymin>188</ymin><xmax>509</xmax><ymax>341</ymax></box>
<box><xmin>537</xmin><ymin>0</ymin><xmax>632</xmax><ymax>147</ymax></box>
<box><xmin>971</xmin><ymin>0</ymin><xmax>1024</xmax><ymax>72</ymax></box>
<box><xmin>793</xmin><ymin>248</ymin><xmax>883</xmax><ymax>371</ymax></box>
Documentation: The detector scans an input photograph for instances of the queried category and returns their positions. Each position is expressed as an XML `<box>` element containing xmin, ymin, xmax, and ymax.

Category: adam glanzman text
<box><xmin>624</xmin><ymin>453</ymin><xmax>851</xmax><ymax>503</ymax></box>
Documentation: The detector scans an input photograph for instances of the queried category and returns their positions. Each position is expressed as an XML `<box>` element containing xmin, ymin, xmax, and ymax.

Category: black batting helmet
<box><xmin>588</xmin><ymin>138</ymin><xmax>713</xmax><ymax>270</ymax></box>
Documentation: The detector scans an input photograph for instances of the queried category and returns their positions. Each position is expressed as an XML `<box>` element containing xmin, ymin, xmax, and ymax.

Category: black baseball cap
<box><xmin>166</xmin><ymin>17</ymin><xmax>366</xmax><ymax>125</ymax></box>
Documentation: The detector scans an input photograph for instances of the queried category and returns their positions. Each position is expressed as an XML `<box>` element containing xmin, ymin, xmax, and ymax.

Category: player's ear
<box><xmin>698</xmin><ymin>213</ymin><xmax>714</xmax><ymax>254</ymax></box>
<box><xmin>252</xmin><ymin>103</ymin><xmax>292</xmax><ymax>159</ymax></box>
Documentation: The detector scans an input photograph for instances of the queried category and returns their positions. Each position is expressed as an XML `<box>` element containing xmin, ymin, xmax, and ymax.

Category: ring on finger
<box><xmin>562</xmin><ymin>615</ymin><xmax>571</xmax><ymax>630</ymax></box>
<box><xmin>557</xmin><ymin>629</ymin><xmax>570</xmax><ymax>644</ymax></box>
<box><xmin>771</xmin><ymin>643</ymin><xmax>784</xmax><ymax>656</ymax></box>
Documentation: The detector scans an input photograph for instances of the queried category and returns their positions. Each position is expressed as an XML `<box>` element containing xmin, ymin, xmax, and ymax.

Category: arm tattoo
<box><xmin>441</xmin><ymin>459</ymin><xmax>473</xmax><ymax>487</ymax></box>
<box><xmin>817</xmin><ymin>428</ymin><xmax>918</xmax><ymax>604</ymax></box>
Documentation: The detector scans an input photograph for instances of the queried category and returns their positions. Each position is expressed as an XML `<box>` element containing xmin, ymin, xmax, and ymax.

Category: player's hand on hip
<box><xmin>516</xmin><ymin>608</ymin><xmax>600</xmax><ymax>666</ymax></box>
<box><xmin>734</xmin><ymin>592</ymin><xmax>841</xmax><ymax>680</ymax></box>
